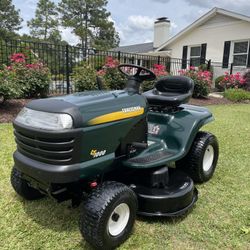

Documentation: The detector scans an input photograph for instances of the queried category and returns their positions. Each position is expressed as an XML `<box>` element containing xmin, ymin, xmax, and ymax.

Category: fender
<box><xmin>149</xmin><ymin>104</ymin><xmax>214</xmax><ymax>161</ymax></box>
<box><xmin>125</xmin><ymin>104</ymin><xmax>214</xmax><ymax>168</ymax></box>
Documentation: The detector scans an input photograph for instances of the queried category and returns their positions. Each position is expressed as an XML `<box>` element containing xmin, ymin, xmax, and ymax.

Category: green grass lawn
<box><xmin>0</xmin><ymin>104</ymin><xmax>250</xmax><ymax>250</ymax></box>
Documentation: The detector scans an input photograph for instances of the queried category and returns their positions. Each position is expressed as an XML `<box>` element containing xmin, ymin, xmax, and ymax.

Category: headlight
<box><xmin>15</xmin><ymin>107</ymin><xmax>73</xmax><ymax>130</ymax></box>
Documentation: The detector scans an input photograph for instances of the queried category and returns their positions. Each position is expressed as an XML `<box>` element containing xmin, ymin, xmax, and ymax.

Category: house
<box><xmin>115</xmin><ymin>8</ymin><xmax>250</xmax><ymax>78</ymax></box>
<box><xmin>156</xmin><ymin>8</ymin><xmax>250</xmax><ymax>77</ymax></box>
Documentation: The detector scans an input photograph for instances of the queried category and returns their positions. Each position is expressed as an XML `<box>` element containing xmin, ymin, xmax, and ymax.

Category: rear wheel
<box><xmin>10</xmin><ymin>167</ymin><xmax>44</xmax><ymax>200</ymax></box>
<box><xmin>176</xmin><ymin>131</ymin><xmax>219</xmax><ymax>183</ymax></box>
<box><xmin>79</xmin><ymin>181</ymin><xmax>137</xmax><ymax>249</ymax></box>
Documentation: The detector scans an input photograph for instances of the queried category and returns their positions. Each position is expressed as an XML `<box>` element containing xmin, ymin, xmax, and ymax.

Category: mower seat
<box><xmin>143</xmin><ymin>76</ymin><xmax>194</xmax><ymax>107</ymax></box>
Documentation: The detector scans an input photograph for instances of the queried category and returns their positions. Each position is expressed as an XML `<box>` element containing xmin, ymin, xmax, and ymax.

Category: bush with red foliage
<box><xmin>218</xmin><ymin>72</ymin><xmax>246</xmax><ymax>90</ymax></box>
<box><xmin>0</xmin><ymin>53</ymin><xmax>51</xmax><ymax>103</ymax></box>
<box><xmin>97</xmin><ymin>56</ymin><xmax>126</xmax><ymax>89</ymax></box>
<box><xmin>179</xmin><ymin>67</ymin><xmax>212</xmax><ymax>98</ymax></box>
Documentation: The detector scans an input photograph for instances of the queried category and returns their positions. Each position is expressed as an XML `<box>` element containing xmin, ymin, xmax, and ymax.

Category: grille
<box><xmin>14</xmin><ymin>129</ymin><xmax>75</xmax><ymax>165</ymax></box>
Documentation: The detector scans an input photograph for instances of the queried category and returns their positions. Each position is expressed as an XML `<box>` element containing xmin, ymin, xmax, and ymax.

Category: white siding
<box><xmin>199</xmin><ymin>14</ymin><xmax>239</xmax><ymax>27</ymax></box>
<box><xmin>165</xmin><ymin>16</ymin><xmax>250</xmax><ymax>64</ymax></box>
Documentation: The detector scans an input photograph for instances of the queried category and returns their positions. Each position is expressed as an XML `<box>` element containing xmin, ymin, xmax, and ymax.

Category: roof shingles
<box><xmin>112</xmin><ymin>42</ymin><xmax>154</xmax><ymax>53</ymax></box>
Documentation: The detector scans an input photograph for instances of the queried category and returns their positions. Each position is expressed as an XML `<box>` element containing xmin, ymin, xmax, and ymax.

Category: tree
<box><xmin>58</xmin><ymin>0</ymin><xmax>119</xmax><ymax>53</ymax></box>
<box><xmin>0</xmin><ymin>0</ymin><xmax>23</xmax><ymax>39</ymax></box>
<box><xmin>27</xmin><ymin>0</ymin><xmax>61</xmax><ymax>42</ymax></box>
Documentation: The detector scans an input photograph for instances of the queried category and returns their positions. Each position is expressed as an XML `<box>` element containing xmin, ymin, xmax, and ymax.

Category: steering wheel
<box><xmin>118</xmin><ymin>64</ymin><xmax>156</xmax><ymax>82</ymax></box>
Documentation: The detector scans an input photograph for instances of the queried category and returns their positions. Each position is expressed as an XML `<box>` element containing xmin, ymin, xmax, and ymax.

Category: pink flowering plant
<box><xmin>10</xmin><ymin>53</ymin><xmax>26</xmax><ymax>63</ymax></box>
<box><xmin>0</xmin><ymin>53</ymin><xmax>51</xmax><ymax>102</ymax></box>
<box><xmin>151</xmin><ymin>64</ymin><xmax>168</xmax><ymax>77</ymax></box>
<box><xmin>142</xmin><ymin>64</ymin><xmax>168</xmax><ymax>91</ymax></box>
<box><xmin>97</xmin><ymin>56</ymin><xmax>126</xmax><ymax>90</ymax></box>
<box><xmin>179</xmin><ymin>66</ymin><xmax>212</xmax><ymax>98</ymax></box>
<box><xmin>218</xmin><ymin>72</ymin><xmax>246</xmax><ymax>90</ymax></box>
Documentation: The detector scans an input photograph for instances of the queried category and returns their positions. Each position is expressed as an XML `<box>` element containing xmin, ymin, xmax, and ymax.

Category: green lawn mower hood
<box><xmin>25</xmin><ymin>90</ymin><xmax>148</xmax><ymax>128</ymax></box>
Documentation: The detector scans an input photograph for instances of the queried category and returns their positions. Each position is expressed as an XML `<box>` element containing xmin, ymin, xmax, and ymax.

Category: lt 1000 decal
<box><xmin>90</xmin><ymin>149</ymin><xmax>107</xmax><ymax>158</ymax></box>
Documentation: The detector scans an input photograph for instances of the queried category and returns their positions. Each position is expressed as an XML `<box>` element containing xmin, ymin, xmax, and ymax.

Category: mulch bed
<box><xmin>189</xmin><ymin>96</ymin><xmax>233</xmax><ymax>106</ymax></box>
<box><xmin>0</xmin><ymin>97</ymin><xmax>233</xmax><ymax>124</ymax></box>
<box><xmin>0</xmin><ymin>99</ymin><xmax>31</xmax><ymax>123</ymax></box>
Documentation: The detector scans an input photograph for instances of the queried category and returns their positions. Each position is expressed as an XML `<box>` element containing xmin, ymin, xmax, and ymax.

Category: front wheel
<box><xmin>176</xmin><ymin>131</ymin><xmax>219</xmax><ymax>183</ymax></box>
<box><xmin>10</xmin><ymin>167</ymin><xmax>44</xmax><ymax>200</ymax></box>
<box><xmin>79</xmin><ymin>181</ymin><xmax>137</xmax><ymax>249</ymax></box>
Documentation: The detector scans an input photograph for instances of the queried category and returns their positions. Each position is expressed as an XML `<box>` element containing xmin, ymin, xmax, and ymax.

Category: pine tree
<box><xmin>58</xmin><ymin>0</ymin><xmax>119</xmax><ymax>52</ymax></box>
<box><xmin>27</xmin><ymin>0</ymin><xmax>61</xmax><ymax>42</ymax></box>
<box><xmin>0</xmin><ymin>0</ymin><xmax>23</xmax><ymax>39</ymax></box>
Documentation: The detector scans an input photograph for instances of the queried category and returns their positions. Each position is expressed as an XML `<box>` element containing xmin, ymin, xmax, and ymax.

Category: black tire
<box><xmin>10</xmin><ymin>168</ymin><xmax>44</xmax><ymax>200</ymax></box>
<box><xmin>80</xmin><ymin>181</ymin><xmax>137</xmax><ymax>249</ymax></box>
<box><xmin>176</xmin><ymin>131</ymin><xmax>219</xmax><ymax>183</ymax></box>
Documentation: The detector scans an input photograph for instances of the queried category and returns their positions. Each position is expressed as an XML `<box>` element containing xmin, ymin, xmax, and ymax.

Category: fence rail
<box><xmin>0</xmin><ymin>39</ymin><xmax>210</xmax><ymax>95</ymax></box>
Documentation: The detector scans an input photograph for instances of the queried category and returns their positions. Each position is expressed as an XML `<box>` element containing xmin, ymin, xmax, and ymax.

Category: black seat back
<box><xmin>155</xmin><ymin>76</ymin><xmax>194</xmax><ymax>94</ymax></box>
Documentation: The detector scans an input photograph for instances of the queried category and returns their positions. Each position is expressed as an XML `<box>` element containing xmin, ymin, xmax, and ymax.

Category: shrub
<box><xmin>215</xmin><ymin>75</ymin><xmax>225</xmax><ymax>91</ymax></box>
<box><xmin>243</xmin><ymin>70</ymin><xmax>250</xmax><ymax>91</ymax></box>
<box><xmin>198</xmin><ymin>64</ymin><xmax>212</xmax><ymax>72</ymax></box>
<box><xmin>142</xmin><ymin>64</ymin><xmax>168</xmax><ymax>92</ymax></box>
<box><xmin>179</xmin><ymin>67</ymin><xmax>212</xmax><ymax>98</ymax></box>
<box><xmin>73</xmin><ymin>62</ymin><xmax>98</xmax><ymax>91</ymax></box>
<box><xmin>218</xmin><ymin>72</ymin><xmax>246</xmax><ymax>89</ymax></box>
<box><xmin>224</xmin><ymin>88</ymin><xmax>250</xmax><ymax>102</ymax></box>
<box><xmin>0</xmin><ymin>66</ymin><xmax>21</xmax><ymax>103</ymax></box>
<box><xmin>0</xmin><ymin>53</ymin><xmax>51</xmax><ymax>101</ymax></box>
<box><xmin>15</xmin><ymin>62</ymin><xmax>51</xmax><ymax>98</ymax></box>
<box><xmin>97</xmin><ymin>57</ymin><xmax>126</xmax><ymax>90</ymax></box>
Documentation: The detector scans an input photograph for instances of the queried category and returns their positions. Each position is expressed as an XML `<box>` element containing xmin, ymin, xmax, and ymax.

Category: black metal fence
<box><xmin>0</xmin><ymin>39</ymin><xmax>210</xmax><ymax>95</ymax></box>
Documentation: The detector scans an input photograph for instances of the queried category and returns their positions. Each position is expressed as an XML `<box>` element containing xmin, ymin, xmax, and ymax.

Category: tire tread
<box><xmin>80</xmin><ymin>181</ymin><xmax>137</xmax><ymax>249</ymax></box>
<box><xmin>176</xmin><ymin>131</ymin><xmax>219</xmax><ymax>183</ymax></box>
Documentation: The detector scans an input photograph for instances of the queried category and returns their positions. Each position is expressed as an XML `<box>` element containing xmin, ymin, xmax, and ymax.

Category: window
<box><xmin>190</xmin><ymin>46</ymin><xmax>201</xmax><ymax>66</ymax></box>
<box><xmin>233</xmin><ymin>41</ymin><xmax>249</xmax><ymax>66</ymax></box>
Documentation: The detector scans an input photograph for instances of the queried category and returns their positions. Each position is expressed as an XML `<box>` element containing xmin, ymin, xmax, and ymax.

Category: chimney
<box><xmin>153</xmin><ymin>17</ymin><xmax>170</xmax><ymax>49</ymax></box>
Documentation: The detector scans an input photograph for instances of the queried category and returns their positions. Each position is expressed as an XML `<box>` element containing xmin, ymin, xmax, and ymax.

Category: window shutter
<box><xmin>247</xmin><ymin>43</ymin><xmax>250</xmax><ymax>68</ymax></box>
<box><xmin>182</xmin><ymin>46</ymin><xmax>188</xmax><ymax>69</ymax></box>
<box><xmin>222</xmin><ymin>41</ymin><xmax>231</xmax><ymax>68</ymax></box>
<box><xmin>200</xmin><ymin>43</ymin><xmax>207</xmax><ymax>64</ymax></box>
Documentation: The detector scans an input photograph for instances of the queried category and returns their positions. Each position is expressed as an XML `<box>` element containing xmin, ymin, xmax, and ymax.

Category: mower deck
<box><xmin>132</xmin><ymin>171</ymin><xmax>198</xmax><ymax>216</ymax></box>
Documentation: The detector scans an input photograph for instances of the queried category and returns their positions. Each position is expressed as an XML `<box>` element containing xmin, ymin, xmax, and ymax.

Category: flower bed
<box><xmin>0</xmin><ymin>53</ymin><xmax>51</xmax><ymax>104</ymax></box>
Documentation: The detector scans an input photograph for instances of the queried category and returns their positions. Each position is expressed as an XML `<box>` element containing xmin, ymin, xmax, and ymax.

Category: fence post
<box><xmin>207</xmin><ymin>59</ymin><xmax>211</xmax><ymax>71</ymax></box>
<box><xmin>166</xmin><ymin>57</ymin><xmax>171</xmax><ymax>73</ymax></box>
<box><xmin>157</xmin><ymin>56</ymin><xmax>161</xmax><ymax>65</ymax></box>
<box><xmin>118</xmin><ymin>51</ymin><xmax>121</xmax><ymax>62</ymax></box>
<box><xmin>131</xmin><ymin>56</ymin><xmax>134</xmax><ymax>64</ymax></box>
<box><xmin>230</xmin><ymin>63</ymin><xmax>233</xmax><ymax>74</ymax></box>
<box><xmin>66</xmin><ymin>45</ymin><xmax>70</xmax><ymax>94</ymax></box>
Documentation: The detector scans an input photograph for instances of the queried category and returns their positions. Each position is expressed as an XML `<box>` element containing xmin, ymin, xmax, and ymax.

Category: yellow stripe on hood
<box><xmin>88</xmin><ymin>108</ymin><xmax>144</xmax><ymax>125</ymax></box>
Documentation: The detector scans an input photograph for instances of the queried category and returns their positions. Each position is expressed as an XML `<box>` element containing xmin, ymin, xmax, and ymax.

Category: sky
<box><xmin>12</xmin><ymin>0</ymin><xmax>250</xmax><ymax>46</ymax></box>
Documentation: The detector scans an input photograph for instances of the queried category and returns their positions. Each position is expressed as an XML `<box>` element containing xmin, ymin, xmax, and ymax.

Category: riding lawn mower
<box><xmin>10</xmin><ymin>64</ymin><xmax>219</xmax><ymax>249</ymax></box>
